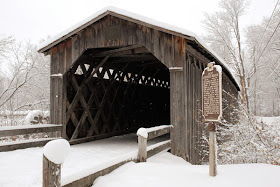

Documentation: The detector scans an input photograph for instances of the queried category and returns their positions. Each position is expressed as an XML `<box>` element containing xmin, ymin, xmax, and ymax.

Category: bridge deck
<box><xmin>0</xmin><ymin>133</ymin><xmax>168</xmax><ymax>187</ymax></box>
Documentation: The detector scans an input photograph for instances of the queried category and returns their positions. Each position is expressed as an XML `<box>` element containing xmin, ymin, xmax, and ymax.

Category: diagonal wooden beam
<box><xmin>66</xmin><ymin>98</ymin><xmax>79</xmax><ymax>128</ymax></box>
<box><xmin>99</xmin><ymin>68</ymin><xmax>129</xmax><ymax>134</ymax></box>
<box><xmin>70</xmin><ymin>91</ymin><xmax>96</xmax><ymax>140</ymax></box>
<box><xmin>80</xmin><ymin>64</ymin><xmax>87</xmax><ymax>75</ymax></box>
<box><xmin>87</xmin><ymin>63</ymin><xmax>130</xmax><ymax>137</ymax></box>
<box><xmin>66</xmin><ymin>56</ymin><xmax>109</xmax><ymax>120</ymax></box>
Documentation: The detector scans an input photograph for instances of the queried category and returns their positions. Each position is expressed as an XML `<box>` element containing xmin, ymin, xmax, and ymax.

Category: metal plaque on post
<box><xmin>202</xmin><ymin>62</ymin><xmax>222</xmax><ymax>122</ymax></box>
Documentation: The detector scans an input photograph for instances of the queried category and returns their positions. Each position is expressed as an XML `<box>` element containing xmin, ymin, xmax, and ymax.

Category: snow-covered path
<box><xmin>0</xmin><ymin>133</ymin><xmax>167</xmax><ymax>187</ymax></box>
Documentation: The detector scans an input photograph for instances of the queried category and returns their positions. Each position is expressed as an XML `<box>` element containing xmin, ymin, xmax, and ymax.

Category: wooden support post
<box><xmin>208</xmin><ymin>122</ymin><xmax>217</xmax><ymax>177</ymax></box>
<box><xmin>138</xmin><ymin>135</ymin><xmax>147</xmax><ymax>162</ymax></box>
<box><xmin>43</xmin><ymin>155</ymin><xmax>61</xmax><ymax>187</ymax></box>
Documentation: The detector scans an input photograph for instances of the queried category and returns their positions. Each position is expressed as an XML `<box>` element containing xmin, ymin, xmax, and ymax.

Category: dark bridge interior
<box><xmin>65</xmin><ymin>46</ymin><xmax>170</xmax><ymax>141</ymax></box>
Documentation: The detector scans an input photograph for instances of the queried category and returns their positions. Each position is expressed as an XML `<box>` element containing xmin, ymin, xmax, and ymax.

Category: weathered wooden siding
<box><xmin>182</xmin><ymin>43</ymin><xmax>238</xmax><ymax>164</ymax></box>
<box><xmin>50</xmin><ymin>15</ymin><xmax>184</xmax><ymax>69</ymax></box>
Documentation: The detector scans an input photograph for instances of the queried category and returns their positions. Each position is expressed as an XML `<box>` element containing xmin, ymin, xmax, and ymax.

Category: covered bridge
<box><xmin>38</xmin><ymin>7</ymin><xmax>239</xmax><ymax>164</ymax></box>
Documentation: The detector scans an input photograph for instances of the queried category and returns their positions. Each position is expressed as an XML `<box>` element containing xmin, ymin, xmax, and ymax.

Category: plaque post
<box><xmin>208</xmin><ymin>122</ymin><xmax>217</xmax><ymax>176</ymax></box>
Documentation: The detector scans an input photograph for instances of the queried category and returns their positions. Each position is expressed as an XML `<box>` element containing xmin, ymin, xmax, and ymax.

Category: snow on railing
<box><xmin>0</xmin><ymin>124</ymin><xmax>63</xmax><ymax>152</ymax></box>
<box><xmin>137</xmin><ymin>125</ymin><xmax>172</xmax><ymax>162</ymax></box>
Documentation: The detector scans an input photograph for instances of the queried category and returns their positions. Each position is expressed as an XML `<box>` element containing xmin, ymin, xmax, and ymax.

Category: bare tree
<box><xmin>0</xmin><ymin>35</ymin><xmax>14</xmax><ymax>59</ymax></box>
<box><xmin>202</xmin><ymin>0</ymin><xmax>250</xmax><ymax>110</ymax></box>
<box><xmin>0</xmin><ymin>39</ymin><xmax>50</xmax><ymax>113</ymax></box>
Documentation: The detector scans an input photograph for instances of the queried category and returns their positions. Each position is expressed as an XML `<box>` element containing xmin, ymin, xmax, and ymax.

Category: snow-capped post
<box><xmin>43</xmin><ymin>139</ymin><xmax>70</xmax><ymax>187</ymax></box>
<box><xmin>202</xmin><ymin>62</ymin><xmax>222</xmax><ymax>177</ymax></box>
<box><xmin>137</xmin><ymin>128</ymin><xmax>148</xmax><ymax>162</ymax></box>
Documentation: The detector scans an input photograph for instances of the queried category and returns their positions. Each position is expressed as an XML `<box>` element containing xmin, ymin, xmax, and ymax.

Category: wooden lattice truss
<box><xmin>65</xmin><ymin>46</ymin><xmax>170</xmax><ymax>141</ymax></box>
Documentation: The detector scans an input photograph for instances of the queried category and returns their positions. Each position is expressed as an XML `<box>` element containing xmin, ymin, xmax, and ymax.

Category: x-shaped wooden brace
<box><xmin>66</xmin><ymin>56</ymin><xmax>109</xmax><ymax>128</ymax></box>
<box><xmin>87</xmin><ymin>63</ymin><xmax>130</xmax><ymax>137</ymax></box>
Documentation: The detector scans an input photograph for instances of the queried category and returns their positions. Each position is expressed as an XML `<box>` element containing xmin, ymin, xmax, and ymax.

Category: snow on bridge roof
<box><xmin>38</xmin><ymin>6</ymin><xmax>240</xmax><ymax>90</ymax></box>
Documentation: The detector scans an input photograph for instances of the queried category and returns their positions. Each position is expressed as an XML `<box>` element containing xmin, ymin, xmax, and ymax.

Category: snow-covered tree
<box><xmin>0</xmin><ymin>37</ymin><xmax>50</xmax><ymax>125</ymax></box>
<box><xmin>246</xmin><ymin>4</ymin><xmax>280</xmax><ymax>116</ymax></box>
<box><xmin>202</xmin><ymin>0</ymin><xmax>250</xmax><ymax>111</ymax></box>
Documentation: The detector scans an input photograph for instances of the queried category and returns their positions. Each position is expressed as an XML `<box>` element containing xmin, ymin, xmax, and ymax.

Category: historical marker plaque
<box><xmin>202</xmin><ymin>63</ymin><xmax>222</xmax><ymax>121</ymax></box>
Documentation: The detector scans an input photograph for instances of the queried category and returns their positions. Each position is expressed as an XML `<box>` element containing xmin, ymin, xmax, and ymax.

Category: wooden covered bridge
<box><xmin>38</xmin><ymin>7</ymin><xmax>239</xmax><ymax>164</ymax></box>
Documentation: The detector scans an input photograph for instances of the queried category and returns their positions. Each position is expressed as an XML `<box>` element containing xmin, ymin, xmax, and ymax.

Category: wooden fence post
<box><xmin>42</xmin><ymin>139</ymin><xmax>70</xmax><ymax>187</ymax></box>
<box><xmin>138</xmin><ymin>135</ymin><xmax>147</xmax><ymax>162</ymax></box>
<box><xmin>43</xmin><ymin>155</ymin><xmax>61</xmax><ymax>187</ymax></box>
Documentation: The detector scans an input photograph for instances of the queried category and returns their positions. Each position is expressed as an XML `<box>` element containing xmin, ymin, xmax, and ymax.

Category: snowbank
<box><xmin>43</xmin><ymin>139</ymin><xmax>70</xmax><ymax>164</ymax></box>
<box><xmin>93</xmin><ymin>152</ymin><xmax>280</xmax><ymax>187</ymax></box>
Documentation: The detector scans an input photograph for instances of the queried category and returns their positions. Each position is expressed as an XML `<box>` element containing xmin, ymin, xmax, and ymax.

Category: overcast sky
<box><xmin>0</xmin><ymin>0</ymin><xmax>277</xmax><ymax>45</ymax></box>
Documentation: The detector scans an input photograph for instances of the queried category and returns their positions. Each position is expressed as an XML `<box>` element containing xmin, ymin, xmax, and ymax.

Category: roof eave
<box><xmin>191</xmin><ymin>38</ymin><xmax>240</xmax><ymax>91</ymax></box>
<box><xmin>38</xmin><ymin>11</ymin><xmax>111</xmax><ymax>53</ymax></box>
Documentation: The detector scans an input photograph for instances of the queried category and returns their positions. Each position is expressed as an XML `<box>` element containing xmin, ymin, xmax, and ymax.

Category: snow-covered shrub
<box><xmin>24</xmin><ymin>110</ymin><xmax>49</xmax><ymax>125</ymax></box>
<box><xmin>198</xmin><ymin>90</ymin><xmax>280</xmax><ymax>165</ymax></box>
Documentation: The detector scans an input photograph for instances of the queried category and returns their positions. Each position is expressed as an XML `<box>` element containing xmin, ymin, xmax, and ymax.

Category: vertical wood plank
<box><xmin>138</xmin><ymin>135</ymin><xmax>147</xmax><ymax>162</ymax></box>
<box><xmin>58</xmin><ymin>44</ymin><xmax>65</xmax><ymax>126</ymax></box>
<box><xmin>71</xmin><ymin>35</ymin><xmax>79</xmax><ymax>63</ymax></box>
<box><xmin>183</xmin><ymin>54</ymin><xmax>188</xmax><ymax>160</ymax></box>
<box><xmin>43</xmin><ymin>155</ymin><xmax>61</xmax><ymax>187</ymax></box>
<box><xmin>187</xmin><ymin>54</ymin><xmax>192</xmax><ymax>162</ymax></box>
<box><xmin>190</xmin><ymin>58</ymin><xmax>194</xmax><ymax>164</ymax></box>
<box><xmin>50</xmin><ymin>48</ymin><xmax>58</xmax><ymax>124</ymax></box>
<box><xmin>170</xmin><ymin>71</ymin><xmax>176</xmax><ymax>154</ymax></box>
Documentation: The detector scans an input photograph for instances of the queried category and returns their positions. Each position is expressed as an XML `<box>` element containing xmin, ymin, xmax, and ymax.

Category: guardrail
<box><xmin>59</xmin><ymin>125</ymin><xmax>172</xmax><ymax>187</ymax></box>
<box><xmin>0</xmin><ymin>124</ymin><xmax>62</xmax><ymax>152</ymax></box>
<box><xmin>137</xmin><ymin>125</ymin><xmax>172</xmax><ymax>162</ymax></box>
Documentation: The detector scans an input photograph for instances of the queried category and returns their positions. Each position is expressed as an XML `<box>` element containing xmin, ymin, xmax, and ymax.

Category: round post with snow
<box><xmin>137</xmin><ymin>128</ymin><xmax>148</xmax><ymax>162</ymax></box>
<box><xmin>202</xmin><ymin>62</ymin><xmax>222</xmax><ymax>177</ymax></box>
<box><xmin>43</xmin><ymin>139</ymin><xmax>70</xmax><ymax>187</ymax></box>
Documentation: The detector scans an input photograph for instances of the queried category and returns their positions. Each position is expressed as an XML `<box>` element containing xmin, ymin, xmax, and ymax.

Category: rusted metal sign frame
<box><xmin>202</xmin><ymin>62</ymin><xmax>222</xmax><ymax>122</ymax></box>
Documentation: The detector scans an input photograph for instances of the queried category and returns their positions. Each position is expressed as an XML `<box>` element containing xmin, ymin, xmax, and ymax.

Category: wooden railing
<box><xmin>0</xmin><ymin>124</ymin><xmax>63</xmax><ymax>152</ymax></box>
<box><xmin>41</xmin><ymin>125</ymin><xmax>172</xmax><ymax>187</ymax></box>
<box><xmin>137</xmin><ymin>125</ymin><xmax>172</xmax><ymax>162</ymax></box>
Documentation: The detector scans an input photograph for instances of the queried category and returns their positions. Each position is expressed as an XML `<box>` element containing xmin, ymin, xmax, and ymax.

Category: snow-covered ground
<box><xmin>0</xmin><ymin>133</ymin><xmax>167</xmax><ymax>187</ymax></box>
<box><xmin>0</xmin><ymin>116</ymin><xmax>279</xmax><ymax>187</ymax></box>
<box><xmin>256</xmin><ymin>116</ymin><xmax>280</xmax><ymax>126</ymax></box>
<box><xmin>93</xmin><ymin>151</ymin><xmax>280</xmax><ymax>187</ymax></box>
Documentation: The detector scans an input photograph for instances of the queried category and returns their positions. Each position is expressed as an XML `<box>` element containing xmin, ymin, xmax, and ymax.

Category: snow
<box><xmin>43</xmin><ymin>139</ymin><xmax>70</xmax><ymax>164</ymax></box>
<box><xmin>145</xmin><ymin>125</ymin><xmax>171</xmax><ymax>133</ymax></box>
<box><xmin>137</xmin><ymin>125</ymin><xmax>171</xmax><ymax>138</ymax></box>
<box><xmin>169</xmin><ymin>67</ymin><xmax>183</xmax><ymax>71</ymax></box>
<box><xmin>0</xmin><ymin>133</ymin><xmax>168</xmax><ymax>187</ymax></box>
<box><xmin>0</xmin><ymin>137</ymin><xmax>56</xmax><ymax>146</ymax></box>
<box><xmin>0</xmin><ymin>131</ymin><xmax>279</xmax><ymax>187</ymax></box>
<box><xmin>0</xmin><ymin>110</ymin><xmax>29</xmax><ymax>116</ymax></box>
<box><xmin>147</xmin><ymin>140</ymin><xmax>170</xmax><ymax>151</ymax></box>
<box><xmin>215</xmin><ymin>64</ymin><xmax>222</xmax><ymax>74</ymax></box>
<box><xmin>93</xmin><ymin>152</ymin><xmax>280</xmax><ymax>187</ymax></box>
<box><xmin>50</xmin><ymin>73</ymin><xmax>63</xmax><ymax>77</ymax></box>
<box><xmin>24</xmin><ymin>110</ymin><xmax>49</xmax><ymax>125</ymax></box>
<box><xmin>37</xmin><ymin>6</ymin><xmax>239</xmax><ymax>89</ymax></box>
<box><xmin>0</xmin><ymin>124</ymin><xmax>59</xmax><ymax>131</ymax></box>
<box><xmin>136</xmin><ymin>128</ymin><xmax>148</xmax><ymax>138</ymax></box>
<box><xmin>62</xmin><ymin>151</ymin><xmax>137</xmax><ymax>186</ymax></box>
<box><xmin>256</xmin><ymin>116</ymin><xmax>280</xmax><ymax>126</ymax></box>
